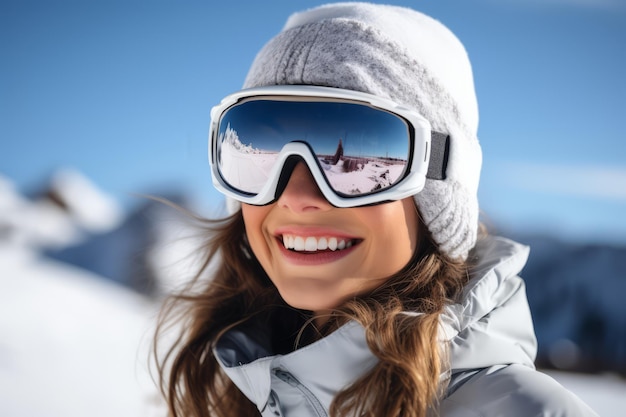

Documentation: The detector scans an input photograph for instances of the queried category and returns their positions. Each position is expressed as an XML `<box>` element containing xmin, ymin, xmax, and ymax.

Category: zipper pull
<box><xmin>275</xmin><ymin>369</ymin><xmax>299</xmax><ymax>386</ymax></box>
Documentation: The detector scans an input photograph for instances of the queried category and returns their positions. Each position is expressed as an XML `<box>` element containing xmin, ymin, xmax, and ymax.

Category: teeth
<box><xmin>282</xmin><ymin>234</ymin><xmax>355</xmax><ymax>252</ymax></box>
<box><xmin>304</xmin><ymin>237</ymin><xmax>317</xmax><ymax>251</ymax></box>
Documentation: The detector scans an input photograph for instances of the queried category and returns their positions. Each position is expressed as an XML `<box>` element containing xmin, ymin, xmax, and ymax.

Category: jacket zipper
<box><xmin>274</xmin><ymin>369</ymin><xmax>328</xmax><ymax>417</ymax></box>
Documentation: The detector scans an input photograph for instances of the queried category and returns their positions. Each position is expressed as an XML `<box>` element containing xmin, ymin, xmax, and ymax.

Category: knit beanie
<box><xmin>226</xmin><ymin>2</ymin><xmax>482</xmax><ymax>260</ymax></box>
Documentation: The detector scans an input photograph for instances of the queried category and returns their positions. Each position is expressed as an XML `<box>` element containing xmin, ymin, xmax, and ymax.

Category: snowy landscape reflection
<box><xmin>218</xmin><ymin>124</ymin><xmax>407</xmax><ymax>196</ymax></box>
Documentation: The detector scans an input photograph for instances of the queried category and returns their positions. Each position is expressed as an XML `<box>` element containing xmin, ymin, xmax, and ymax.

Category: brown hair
<box><xmin>153</xmin><ymin>209</ymin><xmax>470</xmax><ymax>417</ymax></box>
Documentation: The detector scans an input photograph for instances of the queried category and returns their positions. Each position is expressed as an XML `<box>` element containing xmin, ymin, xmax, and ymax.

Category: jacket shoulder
<box><xmin>440</xmin><ymin>364</ymin><xmax>598</xmax><ymax>417</ymax></box>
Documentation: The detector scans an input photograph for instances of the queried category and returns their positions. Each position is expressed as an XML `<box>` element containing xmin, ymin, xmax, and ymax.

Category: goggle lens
<box><xmin>216</xmin><ymin>99</ymin><xmax>411</xmax><ymax>198</ymax></box>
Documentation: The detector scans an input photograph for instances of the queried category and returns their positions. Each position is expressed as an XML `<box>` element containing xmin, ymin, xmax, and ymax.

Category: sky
<box><xmin>1</xmin><ymin>0</ymin><xmax>625</xmax><ymax>244</ymax></box>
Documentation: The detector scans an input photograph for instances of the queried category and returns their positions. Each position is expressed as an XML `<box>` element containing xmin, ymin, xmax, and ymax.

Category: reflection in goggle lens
<box><xmin>217</xmin><ymin>100</ymin><xmax>410</xmax><ymax>197</ymax></box>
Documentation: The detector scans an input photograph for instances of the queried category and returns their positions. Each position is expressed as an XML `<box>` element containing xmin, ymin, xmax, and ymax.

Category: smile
<box><xmin>281</xmin><ymin>235</ymin><xmax>358</xmax><ymax>252</ymax></box>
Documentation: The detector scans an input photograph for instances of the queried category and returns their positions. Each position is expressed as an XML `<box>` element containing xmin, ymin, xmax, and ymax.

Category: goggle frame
<box><xmin>209</xmin><ymin>85</ymin><xmax>434</xmax><ymax>208</ymax></box>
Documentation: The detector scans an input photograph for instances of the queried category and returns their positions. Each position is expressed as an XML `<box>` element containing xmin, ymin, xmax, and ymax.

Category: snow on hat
<box><xmin>228</xmin><ymin>2</ymin><xmax>482</xmax><ymax>260</ymax></box>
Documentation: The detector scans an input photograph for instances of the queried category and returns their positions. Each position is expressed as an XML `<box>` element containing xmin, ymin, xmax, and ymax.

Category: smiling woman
<box><xmin>153</xmin><ymin>2</ymin><xmax>599</xmax><ymax>417</ymax></box>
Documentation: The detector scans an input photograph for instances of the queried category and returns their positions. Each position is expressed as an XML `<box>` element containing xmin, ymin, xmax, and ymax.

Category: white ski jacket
<box><xmin>214</xmin><ymin>236</ymin><xmax>598</xmax><ymax>416</ymax></box>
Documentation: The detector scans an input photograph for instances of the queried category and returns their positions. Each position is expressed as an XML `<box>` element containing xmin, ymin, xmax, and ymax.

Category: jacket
<box><xmin>214</xmin><ymin>236</ymin><xmax>598</xmax><ymax>416</ymax></box>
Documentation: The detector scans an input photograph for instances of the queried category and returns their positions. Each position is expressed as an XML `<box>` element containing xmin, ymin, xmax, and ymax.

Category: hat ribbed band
<box><xmin>414</xmin><ymin>180</ymin><xmax>478</xmax><ymax>260</ymax></box>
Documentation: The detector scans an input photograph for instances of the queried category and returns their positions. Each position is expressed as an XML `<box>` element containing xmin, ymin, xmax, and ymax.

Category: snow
<box><xmin>48</xmin><ymin>168</ymin><xmax>124</xmax><ymax>233</ymax></box>
<box><xmin>0</xmin><ymin>171</ymin><xmax>123</xmax><ymax>250</ymax></box>
<box><xmin>318</xmin><ymin>157</ymin><xmax>404</xmax><ymax>195</ymax></box>
<box><xmin>219</xmin><ymin>126</ymin><xmax>280</xmax><ymax>193</ymax></box>
<box><xmin>544</xmin><ymin>370</ymin><xmax>626</xmax><ymax>417</ymax></box>
<box><xmin>0</xmin><ymin>175</ymin><xmax>82</xmax><ymax>249</ymax></box>
<box><xmin>0</xmin><ymin>245</ymin><xmax>165</xmax><ymax>417</ymax></box>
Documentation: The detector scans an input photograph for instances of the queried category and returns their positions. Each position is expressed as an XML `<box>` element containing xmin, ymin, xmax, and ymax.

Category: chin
<box><xmin>277</xmin><ymin>287</ymin><xmax>344</xmax><ymax>313</ymax></box>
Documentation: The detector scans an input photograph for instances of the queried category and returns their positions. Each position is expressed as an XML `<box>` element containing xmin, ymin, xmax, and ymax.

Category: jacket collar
<box><xmin>214</xmin><ymin>320</ymin><xmax>376</xmax><ymax>412</ymax></box>
<box><xmin>441</xmin><ymin>236</ymin><xmax>536</xmax><ymax>372</ymax></box>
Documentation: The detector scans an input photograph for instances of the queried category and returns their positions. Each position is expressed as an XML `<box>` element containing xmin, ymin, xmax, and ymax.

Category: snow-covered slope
<box><xmin>543</xmin><ymin>370</ymin><xmax>626</xmax><ymax>417</ymax></box>
<box><xmin>0</xmin><ymin>244</ymin><xmax>165</xmax><ymax>417</ymax></box>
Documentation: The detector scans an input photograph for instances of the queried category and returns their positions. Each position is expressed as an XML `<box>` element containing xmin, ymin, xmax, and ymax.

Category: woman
<box><xmin>154</xmin><ymin>3</ymin><xmax>598</xmax><ymax>416</ymax></box>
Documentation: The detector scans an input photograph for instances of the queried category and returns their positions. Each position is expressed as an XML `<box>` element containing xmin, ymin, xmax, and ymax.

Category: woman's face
<box><xmin>241</xmin><ymin>162</ymin><xmax>419</xmax><ymax>316</ymax></box>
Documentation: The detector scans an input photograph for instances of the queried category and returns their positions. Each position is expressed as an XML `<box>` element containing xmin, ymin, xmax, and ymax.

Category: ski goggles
<box><xmin>209</xmin><ymin>85</ymin><xmax>449</xmax><ymax>208</ymax></box>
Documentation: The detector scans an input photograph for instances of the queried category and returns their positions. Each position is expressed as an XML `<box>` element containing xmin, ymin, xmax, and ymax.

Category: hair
<box><xmin>153</xmin><ymin>207</ymin><xmax>471</xmax><ymax>417</ymax></box>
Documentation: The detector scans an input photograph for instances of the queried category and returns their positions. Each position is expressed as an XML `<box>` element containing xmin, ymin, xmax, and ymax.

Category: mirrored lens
<box><xmin>217</xmin><ymin>99</ymin><xmax>410</xmax><ymax>197</ymax></box>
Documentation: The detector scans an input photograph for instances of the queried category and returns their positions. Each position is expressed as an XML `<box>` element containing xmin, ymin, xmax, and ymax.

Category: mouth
<box><xmin>280</xmin><ymin>234</ymin><xmax>361</xmax><ymax>253</ymax></box>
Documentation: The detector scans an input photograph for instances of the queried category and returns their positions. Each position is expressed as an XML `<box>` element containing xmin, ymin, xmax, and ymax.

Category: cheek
<box><xmin>241</xmin><ymin>204</ymin><xmax>272</xmax><ymax>258</ymax></box>
<box><xmin>362</xmin><ymin>198</ymin><xmax>419</xmax><ymax>264</ymax></box>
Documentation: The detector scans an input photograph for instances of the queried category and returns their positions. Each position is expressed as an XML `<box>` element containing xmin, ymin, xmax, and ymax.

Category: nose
<box><xmin>277</xmin><ymin>162</ymin><xmax>333</xmax><ymax>213</ymax></box>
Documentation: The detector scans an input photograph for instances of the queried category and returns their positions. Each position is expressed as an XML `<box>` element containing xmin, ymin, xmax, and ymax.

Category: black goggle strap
<box><xmin>426</xmin><ymin>132</ymin><xmax>450</xmax><ymax>181</ymax></box>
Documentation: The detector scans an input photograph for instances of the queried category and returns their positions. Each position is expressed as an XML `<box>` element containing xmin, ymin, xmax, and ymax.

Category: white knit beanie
<box><xmin>226</xmin><ymin>2</ymin><xmax>482</xmax><ymax>260</ymax></box>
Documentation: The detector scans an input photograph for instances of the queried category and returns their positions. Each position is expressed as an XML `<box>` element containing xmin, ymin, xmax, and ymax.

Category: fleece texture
<box><xmin>231</xmin><ymin>2</ymin><xmax>482</xmax><ymax>260</ymax></box>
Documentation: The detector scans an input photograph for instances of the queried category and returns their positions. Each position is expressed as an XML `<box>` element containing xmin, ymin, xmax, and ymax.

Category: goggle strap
<box><xmin>427</xmin><ymin>132</ymin><xmax>450</xmax><ymax>180</ymax></box>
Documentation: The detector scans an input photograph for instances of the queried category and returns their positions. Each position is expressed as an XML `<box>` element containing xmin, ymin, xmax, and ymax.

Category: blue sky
<box><xmin>2</xmin><ymin>0</ymin><xmax>625</xmax><ymax>244</ymax></box>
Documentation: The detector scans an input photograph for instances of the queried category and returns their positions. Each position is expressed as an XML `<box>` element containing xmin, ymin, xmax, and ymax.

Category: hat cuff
<box><xmin>414</xmin><ymin>180</ymin><xmax>477</xmax><ymax>260</ymax></box>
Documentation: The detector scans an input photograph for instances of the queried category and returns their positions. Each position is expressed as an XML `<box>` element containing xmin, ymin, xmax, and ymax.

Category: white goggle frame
<box><xmin>208</xmin><ymin>85</ymin><xmax>433</xmax><ymax>208</ymax></box>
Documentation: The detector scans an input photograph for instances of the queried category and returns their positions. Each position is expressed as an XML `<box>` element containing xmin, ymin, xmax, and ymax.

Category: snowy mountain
<box><xmin>0</xmin><ymin>169</ymin><xmax>202</xmax><ymax>297</ymax></box>
<box><xmin>43</xmin><ymin>194</ymin><xmax>194</xmax><ymax>296</ymax></box>
<box><xmin>221</xmin><ymin>123</ymin><xmax>259</xmax><ymax>154</ymax></box>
